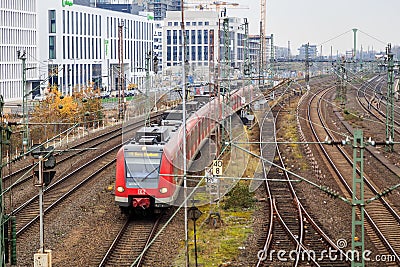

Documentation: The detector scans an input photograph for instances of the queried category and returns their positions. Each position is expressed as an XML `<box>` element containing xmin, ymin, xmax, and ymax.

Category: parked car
<box><xmin>33</xmin><ymin>95</ymin><xmax>45</xmax><ymax>101</ymax></box>
<box><xmin>100</xmin><ymin>91</ymin><xmax>110</xmax><ymax>99</ymax></box>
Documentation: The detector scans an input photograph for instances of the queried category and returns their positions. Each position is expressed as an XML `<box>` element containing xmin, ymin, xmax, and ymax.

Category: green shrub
<box><xmin>223</xmin><ymin>182</ymin><xmax>255</xmax><ymax>210</ymax></box>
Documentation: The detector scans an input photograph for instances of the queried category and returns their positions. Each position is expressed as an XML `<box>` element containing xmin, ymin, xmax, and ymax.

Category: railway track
<box><xmin>303</xmin><ymin>85</ymin><xmax>400</xmax><ymax>264</ymax></box>
<box><xmin>4</xmin><ymin>112</ymin><xmax>164</xmax><ymax>214</ymax></box>
<box><xmin>98</xmin><ymin>215</ymin><xmax>163</xmax><ymax>267</ymax></box>
<box><xmin>12</xmin><ymin>108</ymin><xmax>169</xmax><ymax>235</ymax></box>
<box><xmin>14</xmin><ymin>145</ymin><xmax>118</xmax><ymax>236</ymax></box>
<box><xmin>256</xmin><ymin>80</ymin><xmax>348</xmax><ymax>266</ymax></box>
<box><xmin>355</xmin><ymin>75</ymin><xmax>400</xmax><ymax>134</ymax></box>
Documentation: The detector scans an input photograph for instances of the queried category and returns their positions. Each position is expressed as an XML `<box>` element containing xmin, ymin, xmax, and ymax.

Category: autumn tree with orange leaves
<box><xmin>30</xmin><ymin>84</ymin><xmax>103</xmax><ymax>142</ymax></box>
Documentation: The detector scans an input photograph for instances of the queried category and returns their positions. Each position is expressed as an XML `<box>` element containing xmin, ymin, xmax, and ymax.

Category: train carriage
<box><xmin>114</xmin><ymin>85</ymin><xmax>254</xmax><ymax>214</ymax></box>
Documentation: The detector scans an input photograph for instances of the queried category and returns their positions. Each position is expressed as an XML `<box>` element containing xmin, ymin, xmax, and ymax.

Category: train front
<box><xmin>115</xmin><ymin>126</ymin><xmax>178</xmax><ymax>214</ymax></box>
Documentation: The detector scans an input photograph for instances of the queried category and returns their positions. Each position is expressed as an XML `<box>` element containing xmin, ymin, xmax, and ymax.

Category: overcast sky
<box><xmin>227</xmin><ymin>0</ymin><xmax>400</xmax><ymax>55</ymax></box>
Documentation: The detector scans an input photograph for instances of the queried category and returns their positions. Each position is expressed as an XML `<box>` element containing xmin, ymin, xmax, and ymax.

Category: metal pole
<box><xmin>258</xmin><ymin>21</ymin><xmax>263</xmax><ymax>89</ymax></box>
<box><xmin>351</xmin><ymin>130</ymin><xmax>365</xmax><ymax>267</ymax></box>
<box><xmin>0</xmin><ymin>96</ymin><xmax>5</xmax><ymax>267</ymax></box>
<box><xmin>243</xmin><ymin>19</ymin><xmax>250</xmax><ymax>80</ymax></box>
<box><xmin>118</xmin><ymin>22</ymin><xmax>125</xmax><ymax>121</ymax></box>
<box><xmin>180</xmin><ymin>1</ymin><xmax>189</xmax><ymax>266</ymax></box>
<box><xmin>352</xmin><ymin>28</ymin><xmax>358</xmax><ymax>60</ymax></box>
<box><xmin>193</xmin><ymin>219</ymin><xmax>198</xmax><ymax>267</ymax></box>
<box><xmin>18</xmin><ymin>51</ymin><xmax>29</xmax><ymax>155</ymax></box>
<box><xmin>145</xmin><ymin>52</ymin><xmax>151</xmax><ymax>127</ymax></box>
<box><xmin>386</xmin><ymin>44</ymin><xmax>395</xmax><ymax>152</ymax></box>
<box><xmin>38</xmin><ymin>155</ymin><xmax>44</xmax><ymax>254</ymax></box>
<box><xmin>270</xmin><ymin>34</ymin><xmax>274</xmax><ymax>85</ymax></box>
<box><xmin>221</xmin><ymin>18</ymin><xmax>230</xmax><ymax>148</ymax></box>
<box><xmin>305</xmin><ymin>43</ymin><xmax>310</xmax><ymax>89</ymax></box>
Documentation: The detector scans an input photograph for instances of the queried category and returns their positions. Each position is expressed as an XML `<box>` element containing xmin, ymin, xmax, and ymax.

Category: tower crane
<box><xmin>185</xmin><ymin>1</ymin><xmax>246</xmax><ymax>17</ymax></box>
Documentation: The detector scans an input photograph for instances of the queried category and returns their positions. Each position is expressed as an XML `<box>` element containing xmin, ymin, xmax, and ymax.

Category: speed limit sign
<box><xmin>212</xmin><ymin>160</ymin><xmax>223</xmax><ymax>176</ymax></box>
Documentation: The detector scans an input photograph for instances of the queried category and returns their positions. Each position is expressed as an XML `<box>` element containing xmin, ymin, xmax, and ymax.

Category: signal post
<box><xmin>31</xmin><ymin>145</ymin><xmax>56</xmax><ymax>267</ymax></box>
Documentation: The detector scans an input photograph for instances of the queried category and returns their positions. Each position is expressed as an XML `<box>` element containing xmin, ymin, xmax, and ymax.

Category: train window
<box><xmin>194</xmin><ymin>124</ymin><xmax>198</xmax><ymax>147</ymax></box>
<box><xmin>124</xmin><ymin>151</ymin><xmax>162</xmax><ymax>183</ymax></box>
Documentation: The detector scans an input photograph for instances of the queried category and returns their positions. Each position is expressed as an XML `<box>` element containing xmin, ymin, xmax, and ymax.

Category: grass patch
<box><xmin>222</xmin><ymin>182</ymin><xmax>255</xmax><ymax>210</ymax></box>
<box><xmin>173</xmin><ymin>123</ymin><xmax>259</xmax><ymax>266</ymax></box>
<box><xmin>173</xmin><ymin>206</ymin><xmax>254</xmax><ymax>266</ymax></box>
<box><xmin>280</xmin><ymin>111</ymin><xmax>305</xmax><ymax>161</ymax></box>
<box><xmin>343</xmin><ymin>109</ymin><xmax>363</xmax><ymax>123</ymax></box>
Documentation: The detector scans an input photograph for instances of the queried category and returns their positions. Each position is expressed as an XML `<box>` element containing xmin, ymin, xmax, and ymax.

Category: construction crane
<box><xmin>185</xmin><ymin>1</ymin><xmax>246</xmax><ymax>16</ymax></box>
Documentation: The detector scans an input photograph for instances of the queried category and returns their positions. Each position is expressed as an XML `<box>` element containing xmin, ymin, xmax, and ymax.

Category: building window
<box><xmin>205</xmin><ymin>21</ymin><xmax>209</xmax><ymax>26</ymax></box>
<box><xmin>49</xmin><ymin>36</ymin><xmax>56</xmax><ymax>59</ymax></box>
<box><xmin>83</xmin><ymin>14</ymin><xmax>86</xmax><ymax>35</ymax></box>
<box><xmin>63</xmin><ymin>10</ymin><xmax>65</xmax><ymax>33</ymax></box>
<box><xmin>174</xmin><ymin>22</ymin><xmax>178</xmax><ymax>26</ymax></box>
<box><xmin>168</xmin><ymin>22</ymin><xmax>172</xmax><ymax>26</ymax></box>
<box><xmin>197</xmin><ymin>30</ymin><xmax>202</xmax><ymax>44</ymax></box>
<box><xmin>204</xmin><ymin>30</ymin><xmax>208</xmax><ymax>44</ymax></box>
<box><xmin>191</xmin><ymin>30</ymin><xmax>195</xmax><ymax>44</ymax></box>
<box><xmin>80</xmin><ymin>13</ymin><xmax>83</xmax><ymax>35</ymax></box>
<box><xmin>66</xmin><ymin>11</ymin><xmax>69</xmax><ymax>34</ymax></box>
<box><xmin>173</xmin><ymin>46</ymin><xmax>177</xmax><ymax>61</ymax></box>
<box><xmin>198</xmin><ymin>46</ymin><xmax>202</xmax><ymax>61</ymax></box>
<box><xmin>173</xmin><ymin>30</ymin><xmax>177</xmax><ymax>45</ymax></box>
<box><xmin>191</xmin><ymin>46</ymin><xmax>195</xmax><ymax>60</ymax></box>
<box><xmin>167</xmin><ymin>30</ymin><xmax>171</xmax><ymax>45</ymax></box>
<box><xmin>71</xmin><ymin>11</ymin><xmax>74</xmax><ymax>34</ymax></box>
<box><xmin>198</xmin><ymin>22</ymin><xmax>203</xmax><ymax>26</ymax></box>
<box><xmin>49</xmin><ymin>10</ymin><xmax>56</xmax><ymax>33</ymax></box>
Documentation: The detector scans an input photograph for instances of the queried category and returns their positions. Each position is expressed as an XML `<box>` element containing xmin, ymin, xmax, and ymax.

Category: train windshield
<box><xmin>124</xmin><ymin>151</ymin><xmax>162</xmax><ymax>188</ymax></box>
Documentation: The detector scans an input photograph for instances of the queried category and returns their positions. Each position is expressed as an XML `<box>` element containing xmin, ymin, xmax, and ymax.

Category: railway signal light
<box><xmin>43</xmin><ymin>171</ymin><xmax>56</xmax><ymax>187</ymax></box>
<box><xmin>31</xmin><ymin>145</ymin><xmax>56</xmax><ymax>186</ymax></box>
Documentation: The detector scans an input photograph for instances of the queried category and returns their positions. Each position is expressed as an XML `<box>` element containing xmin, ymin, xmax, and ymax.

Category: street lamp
<box><xmin>188</xmin><ymin>201</ymin><xmax>202</xmax><ymax>267</ymax></box>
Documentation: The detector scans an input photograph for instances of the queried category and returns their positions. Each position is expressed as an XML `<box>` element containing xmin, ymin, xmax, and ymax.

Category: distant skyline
<box><xmin>227</xmin><ymin>0</ymin><xmax>400</xmax><ymax>56</ymax></box>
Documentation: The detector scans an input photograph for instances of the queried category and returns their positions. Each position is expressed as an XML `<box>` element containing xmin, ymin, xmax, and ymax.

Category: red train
<box><xmin>115</xmin><ymin>85</ymin><xmax>255</xmax><ymax>214</ymax></box>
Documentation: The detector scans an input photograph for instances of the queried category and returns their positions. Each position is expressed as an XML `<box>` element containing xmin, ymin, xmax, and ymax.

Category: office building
<box><xmin>37</xmin><ymin>0</ymin><xmax>154</xmax><ymax>95</ymax></box>
<box><xmin>0</xmin><ymin>0</ymin><xmax>38</xmax><ymax>100</ymax></box>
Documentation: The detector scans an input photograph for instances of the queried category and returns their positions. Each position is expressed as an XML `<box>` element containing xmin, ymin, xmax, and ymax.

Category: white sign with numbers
<box><xmin>212</xmin><ymin>160</ymin><xmax>223</xmax><ymax>176</ymax></box>
<box><xmin>206</xmin><ymin>176</ymin><xmax>218</xmax><ymax>184</ymax></box>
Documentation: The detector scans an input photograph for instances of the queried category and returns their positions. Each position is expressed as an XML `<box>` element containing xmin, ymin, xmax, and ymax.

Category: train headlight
<box><xmin>117</xmin><ymin>186</ymin><xmax>125</xmax><ymax>193</ymax></box>
<box><xmin>159</xmin><ymin>187</ymin><xmax>168</xmax><ymax>194</ymax></box>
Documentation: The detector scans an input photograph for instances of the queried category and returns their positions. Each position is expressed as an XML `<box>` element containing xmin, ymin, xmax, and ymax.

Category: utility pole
<box><xmin>144</xmin><ymin>52</ymin><xmax>151</xmax><ymax>127</ymax></box>
<box><xmin>305</xmin><ymin>43</ymin><xmax>310</xmax><ymax>90</ymax></box>
<box><xmin>209</xmin><ymin>29</ymin><xmax>215</xmax><ymax>95</ymax></box>
<box><xmin>18</xmin><ymin>50</ymin><xmax>29</xmax><ymax>154</ymax></box>
<box><xmin>351</xmin><ymin>130</ymin><xmax>365</xmax><ymax>267</ymax></box>
<box><xmin>386</xmin><ymin>44</ymin><xmax>395</xmax><ymax>152</ymax></box>
<box><xmin>180</xmin><ymin>1</ymin><xmax>189</xmax><ymax>266</ymax></box>
<box><xmin>260</xmin><ymin>0</ymin><xmax>267</xmax><ymax>87</ymax></box>
<box><xmin>243</xmin><ymin>19</ymin><xmax>250</xmax><ymax>79</ymax></box>
<box><xmin>32</xmin><ymin>145</ymin><xmax>56</xmax><ymax>267</ymax></box>
<box><xmin>258</xmin><ymin>21</ymin><xmax>264</xmax><ymax>89</ymax></box>
<box><xmin>0</xmin><ymin>96</ymin><xmax>16</xmax><ymax>267</ymax></box>
<box><xmin>340</xmin><ymin>58</ymin><xmax>347</xmax><ymax>107</ymax></box>
<box><xmin>352</xmin><ymin>28</ymin><xmax>358</xmax><ymax>60</ymax></box>
<box><xmin>117</xmin><ymin>21</ymin><xmax>125</xmax><ymax>121</ymax></box>
<box><xmin>270</xmin><ymin>33</ymin><xmax>274</xmax><ymax>87</ymax></box>
<box><xmin>0</xmin><ymin>96</ymin><xmax>6</xmax><ymax>267</ymax></box>
<box><xmin>221</xmin><ymin>17</ymin><xmax>231</xmax><ymax>148</ymax></box>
